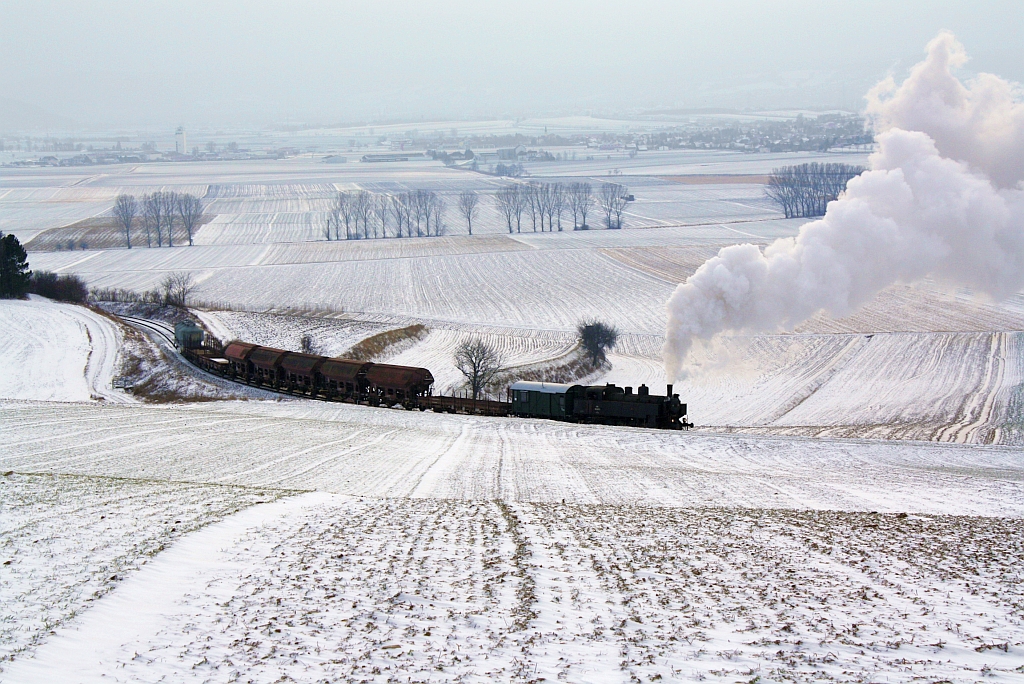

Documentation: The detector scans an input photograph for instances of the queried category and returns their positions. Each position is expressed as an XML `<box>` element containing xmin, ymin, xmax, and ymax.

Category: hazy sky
<box><xmin>0</xmin><ymin>0</ymin><xmax>1020</xmax><ymax>130</ymax></box>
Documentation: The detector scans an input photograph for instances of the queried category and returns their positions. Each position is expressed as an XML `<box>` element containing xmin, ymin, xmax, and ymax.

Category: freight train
<box><xmin>174</xmin><ymin>321</ymin><xmax>692</xmax><ymax>430</ymax></box>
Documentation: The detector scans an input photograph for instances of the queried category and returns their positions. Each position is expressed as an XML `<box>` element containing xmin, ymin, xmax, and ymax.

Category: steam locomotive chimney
<box><xmin>667</xmin><ymin>384</ymin><xmax>673</xmax><ymax>397</ymax></box>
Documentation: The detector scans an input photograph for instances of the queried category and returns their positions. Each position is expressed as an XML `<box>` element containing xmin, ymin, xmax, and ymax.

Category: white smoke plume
<box><xmin>663</xmin><ymin>32</ymin><xmax>1024</xmax><ymax>381</ymax></box>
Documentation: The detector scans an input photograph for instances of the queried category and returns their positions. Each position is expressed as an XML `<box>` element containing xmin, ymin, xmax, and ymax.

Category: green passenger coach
<box><xmin>509</xmin><ymin>381</ymin><xmax>573</xmax><ymax>419</ymax></box>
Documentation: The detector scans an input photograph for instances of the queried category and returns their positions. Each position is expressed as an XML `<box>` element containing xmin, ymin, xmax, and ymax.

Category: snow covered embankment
<box><xmin>0</xmin><ymin>298</ymin><xmax>131</xmax><ymax>403</ymax></box>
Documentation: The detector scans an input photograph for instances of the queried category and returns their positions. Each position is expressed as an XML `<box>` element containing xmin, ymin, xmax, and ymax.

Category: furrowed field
<box><xmin>3</xmin><ymin>148</ymin><xmax>1023</xmax><ymax>683</ymax></box>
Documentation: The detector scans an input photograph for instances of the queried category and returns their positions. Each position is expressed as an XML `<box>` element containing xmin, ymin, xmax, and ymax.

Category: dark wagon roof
<box><xmin>320</xmin><ymin>359</ymin><xmax>371</xmax><ymax>383</ymax></box>
<box><xmin>365</xmin><ymin>364</ymin><xmax>434</xmax><ymax>388</ymax></box>
<box><xmin>223</xmin><ymin>341</ymin><xmax>260</xmax><ymax>362</ymax></box>
<box><xmin>280</xmin><ymin>352</ymin><xmax>326</xmax><ymax>375</ymax></box>
<box><xmin>248</xmin><ymin>346</ymin><xmax>289</xmax><ymax>370</ymax></box>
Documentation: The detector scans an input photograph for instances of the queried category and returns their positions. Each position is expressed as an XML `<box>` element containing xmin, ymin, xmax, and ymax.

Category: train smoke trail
<box><xmin>663</xmin><ymin>32</ymin><xmax>1024</xmax><ymax>381</ymax></box>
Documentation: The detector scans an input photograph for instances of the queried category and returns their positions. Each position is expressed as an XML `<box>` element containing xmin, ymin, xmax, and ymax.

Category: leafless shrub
<box><xmin>299</xmin><ymin>333</ymin><xmax>319</xmax><ymax>355</ymax></box>
<box><xmin>161</xmin><ymin>271</ymin><xmax>198</xmax><ymax>308</ymax></box>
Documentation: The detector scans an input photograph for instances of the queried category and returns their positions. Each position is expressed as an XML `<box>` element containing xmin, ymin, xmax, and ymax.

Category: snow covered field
<box><xmin>5</xmin><ymin>149</ymin><xmax>1024</xmax><ymax>682</ymax></box>
<box><xmin>4</xmin><ymin>399</ymin><xmax>1023</xmax><ymax>515</ymax></box>
<box><xmin>0</xmin><ymin>472</ymin><xmax>283</xmax><ymax>669</ymax></box>
<box><xmin>2</xmin><ymin>478</ymin><xmax>1022</xmax><ymax>683</ymax></box>
<box><xmin>0</xmin><ymin>298</ymin><xmax>128</xmax><ymax>403</ymax></box>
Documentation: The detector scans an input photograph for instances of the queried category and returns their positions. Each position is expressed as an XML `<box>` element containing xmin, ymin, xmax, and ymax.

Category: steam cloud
<box><xmin>663</xmin><ymin>32</ymin><xmax>1024</xmax><ymax>381</ymax></box>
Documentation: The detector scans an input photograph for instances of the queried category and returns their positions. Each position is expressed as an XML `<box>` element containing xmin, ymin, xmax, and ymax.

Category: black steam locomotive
<box><xmin>510</xmin><ymin>381</ymin><xmax>691</xmax><ymax>430</ymax></box>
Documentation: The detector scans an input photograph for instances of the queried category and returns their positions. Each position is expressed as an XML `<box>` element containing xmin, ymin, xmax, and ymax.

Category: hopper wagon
<box><xmin>175</xmin><ymin>331</ymin><xmax>691</xmax><ymax>429</ymax></box>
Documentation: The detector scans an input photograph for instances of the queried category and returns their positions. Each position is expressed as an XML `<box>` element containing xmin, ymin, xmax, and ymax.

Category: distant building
<box><xmin>497</xmin><ymin>145</ymin><xmax>526</xmax><ymax>161</ymax></box>
<box><xmin>361</xmin><ymin>152</ymin><xmax>428</xmax><ymax>163</ymax></box>
<box><xmin>175</xmin><ymin>127</ymin><xmax>187</xmax><ymax>154</ymax></box>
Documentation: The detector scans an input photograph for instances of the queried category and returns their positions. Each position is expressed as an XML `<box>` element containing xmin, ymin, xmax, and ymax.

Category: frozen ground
<box><xmin>4</xmin><ymin>399</ymin><xmax>1023</xmax><ymax>516</ymax></box>
<box><xmin>0</xmin><ymin>472</ymin><xmax>285</xmax><ymax>670</ymax></box>
<box><xmin>3</xmin><ymin>488</ymin><xmax>1022</xmax><ymax>683</ymax></box>
<box><xmin>6</xmin><ymin>151</ymin><xmax>1024</xmax><ymax>682</ymax></box>
<box><xmin>4</xmin><ymin>150</ymin><xmax>870</xmax><ymax>246</ymax></box>
<box><xmin>0</xmin><ymin>298</ymin><xmax>129</xmax><ymax>403</ymax></box>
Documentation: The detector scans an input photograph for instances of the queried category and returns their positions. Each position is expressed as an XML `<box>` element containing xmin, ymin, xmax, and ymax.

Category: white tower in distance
<box><xmin>175</xmin><ymin>127</ymin><xmax>187</xmax><ymax>155</ymax></box>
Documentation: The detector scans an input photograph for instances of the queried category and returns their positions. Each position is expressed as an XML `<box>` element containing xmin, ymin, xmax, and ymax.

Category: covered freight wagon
<box><xmin>279</xmin><ymin>352</ymin><xmax>326</xmax><ymax>393</ymax></box>
<box><xmin>319</xmin><ymin>359</ymin><xmax>371</xmax><ymax>398</ymax></box>
<box><xmin>365</xmin><ymin>364</ymin><xmax>434</xmax><ymax>404</ymax></box>
<box><xmin>223</xmin><ymin>341</ymin><xmax>260</xmax><ymax>377</ymax></box>
<box><xmin>247</xmin><ymin>346</ymin><xmax>289</xmax><ymax>386</ymax></box>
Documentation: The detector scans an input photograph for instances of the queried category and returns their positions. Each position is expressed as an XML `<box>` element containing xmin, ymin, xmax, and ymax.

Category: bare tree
<box><xmin>540</xmin><ymin>183</ymin><xmax>558</xmax><ymax>232</ymax></box>
<box><xmin>300</xmin><ymin>333</ymin><xmax>318</xmax><ymax>355</ymax></box>
<box><xmin>160</xmin><ymin>191</ymin><xmax>177</xmax><ymax>247</ymax></box>
<box><xmin>571</xmin><ymin>182</ymin><xmax>594</xmax><ymax>230</ymax></box>
<box><xmin>509</xmin><ymin>184</ymin><xmax>526</xmax><ymax>233</ymax></box>
<box><xmin>374</xmin><ymin>193</ymin><xmax>390</xmax><ymax>238</ymax></box>
<box><xmin>453</xmin><ymin>338</ymin><xmax>505</xmax><ymax>400</ymax></box>
<box><xmin>113</xmin><ymin>194</ymin><xmax>137</xmax><ymax>249</ymax></box>
<box><xmin>176</xmin><ymin>193</ymin><xmax>204</xmax><ymax>246</ymax></box>
<box><xmin>391</xmin><ymin>193</ymin><xmax>409</xmax><ymax>238</ymax></box>
<box><xmin>610</xmin><ymin>185</ymin><xmax>628</xmax><ymax>229</ymax></box>
<box><xmin>143</xmin><ymin>193</ymin><xmax>162</xmax><ymax>247</ymax></box>
<box><xmin>576</xmin><ymin>319</ymin><xmax>619</xmax><ymax>365</ymax></box>
<box><xmin>495</xmin><ymin>185</ymin><xmax>517</xmax><ymax>233</ymax></box>
<box><xmin>551</xmin><ymin>183</ymin><xmax>566</xmax><ymax>231</ymax></box>
<box><xmin>764</xmin><ymin>163</ymin><xmax>863</xmax><ymax>218</ymax></box>
<box><xmin>412</xmin><ymin>189</ymin><xmax>438</xmax><ymax>237</ymax></box>
<box><xmin>337</xmin><ymin>191</ymin><xmax>355</xmax><ymax>239</ymax></box>
<box><xmin>407</xmin><ymin>191</ymin><xmax>421</xmax><ymax>237</ymax></box>
<box><xmin>161</xmin><ymin>271</ymin><xmax>198</xmax><ymax>307</ymax></box>
<box><xmin>457</xmin><ymin>190</ymin><xmax>479</xmax><ymax>235</ymax></box>
<box><xmin>352</xmin><ymin>191</ymin><xmax>373</xmax><ymax>239</ymax></box>
<box><xmin>566</xmin><ymin>183</ymin><xmax>581</xmax><ymax>229</ymax></box>
<box><xmin>431</xmin><ymin>193</ymin><xmax>447</xmax><ymax>236</ymax></box>
<box><xmin>600</xmin><ymin>183</ymin><xmax>629</xmax><ymax>229</ymax></box>
<box><xmin>525</xmin><ymin>183</ymin><xmax>540</xmax><ymax>232</ymax></box>
<box><xmin>331</xmin><ymin>192</ymin><xmax>347</xmax><ymax>240</ymax></box>
<box><xmin>323</xmin><ymin>207</ymin><xmax>335</xmax><ymax>241</ymax></box>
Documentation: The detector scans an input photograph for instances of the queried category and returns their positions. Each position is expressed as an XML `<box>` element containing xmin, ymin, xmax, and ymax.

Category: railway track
<box><xmin>119</xmin><ymin>316</ymin><xmax>177</xmax><ymax>347</ymax></box>
<box><xmin>120</xmin><ymin>315</ymin><xmax>512</xmax><ymax>413</ymax></box>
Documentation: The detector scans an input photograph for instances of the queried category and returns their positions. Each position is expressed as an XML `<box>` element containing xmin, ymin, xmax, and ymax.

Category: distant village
<box><xmin>0</xmin><ymin>113</ymin><xmax>872</xmax><ymax>169</ymax></box>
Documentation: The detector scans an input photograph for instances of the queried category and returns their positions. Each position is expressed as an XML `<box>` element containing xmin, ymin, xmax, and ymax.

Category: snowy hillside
<box><xmin>0</xmin><ymin>298</ymin><xmax>128</xmax><ymax>403</ymax></box>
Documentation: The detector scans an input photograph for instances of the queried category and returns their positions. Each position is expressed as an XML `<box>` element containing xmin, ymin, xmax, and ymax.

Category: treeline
<box><xmin>91</xmin><ymin>272</ymin><xmax>198</xmax><ymax>308</ymax></box>
<box><xmin>0</xmin><ymin>230</ymin><xmax>90</xmax><ymax>302</ymax></box>
<box><xmin>323</xmin><ymin>190</ymin><xmax>449</xmax><ymax>240</ymax></box>
<box><xmin>29</xmin><ymin>271</ymin><xmax>88</xmax><ymax>303</ymax></box>
<box><xmin>322</xmin><ymin>182</ymin><xmax>631</xmax><ymax>240</ymax></box>
<box><xmin>112</xmin><ymin>192</ymin><xmax>205</xmax><ymax>249</ymax></box>
<box><xmin>494</xmin><ymin>181</ymin><xmax>629</xmax><ymax>233</ymax></box>
<box><xmin>764</xmin><ymin>163</ymin><xmax>864</xmax><ymax>218</ymax></box>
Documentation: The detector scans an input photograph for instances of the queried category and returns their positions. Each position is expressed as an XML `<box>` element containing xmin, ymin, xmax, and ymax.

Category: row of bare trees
<box><xmin>599</xmin><ymin>183</ymin><xmax>629</xmax><ymax>229</ymax></box>
<box><xmin>764</xmin><ymin>163</ymin><xmax>864</xmax><ymax>218</ymax></box>
<box><xmin>323</xmin><ymin>190</ymin><xmax>451</xmax><ymax>240</ymax></box>
<box><xmin>493</xmin><ymin>182</ymin><xmax>629</xmax><ymax>233</ymax></box>
<box><xmin>112</xmin><ymin>192</ymin><xmax>205</xmax><ymax>249</ymax></box>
